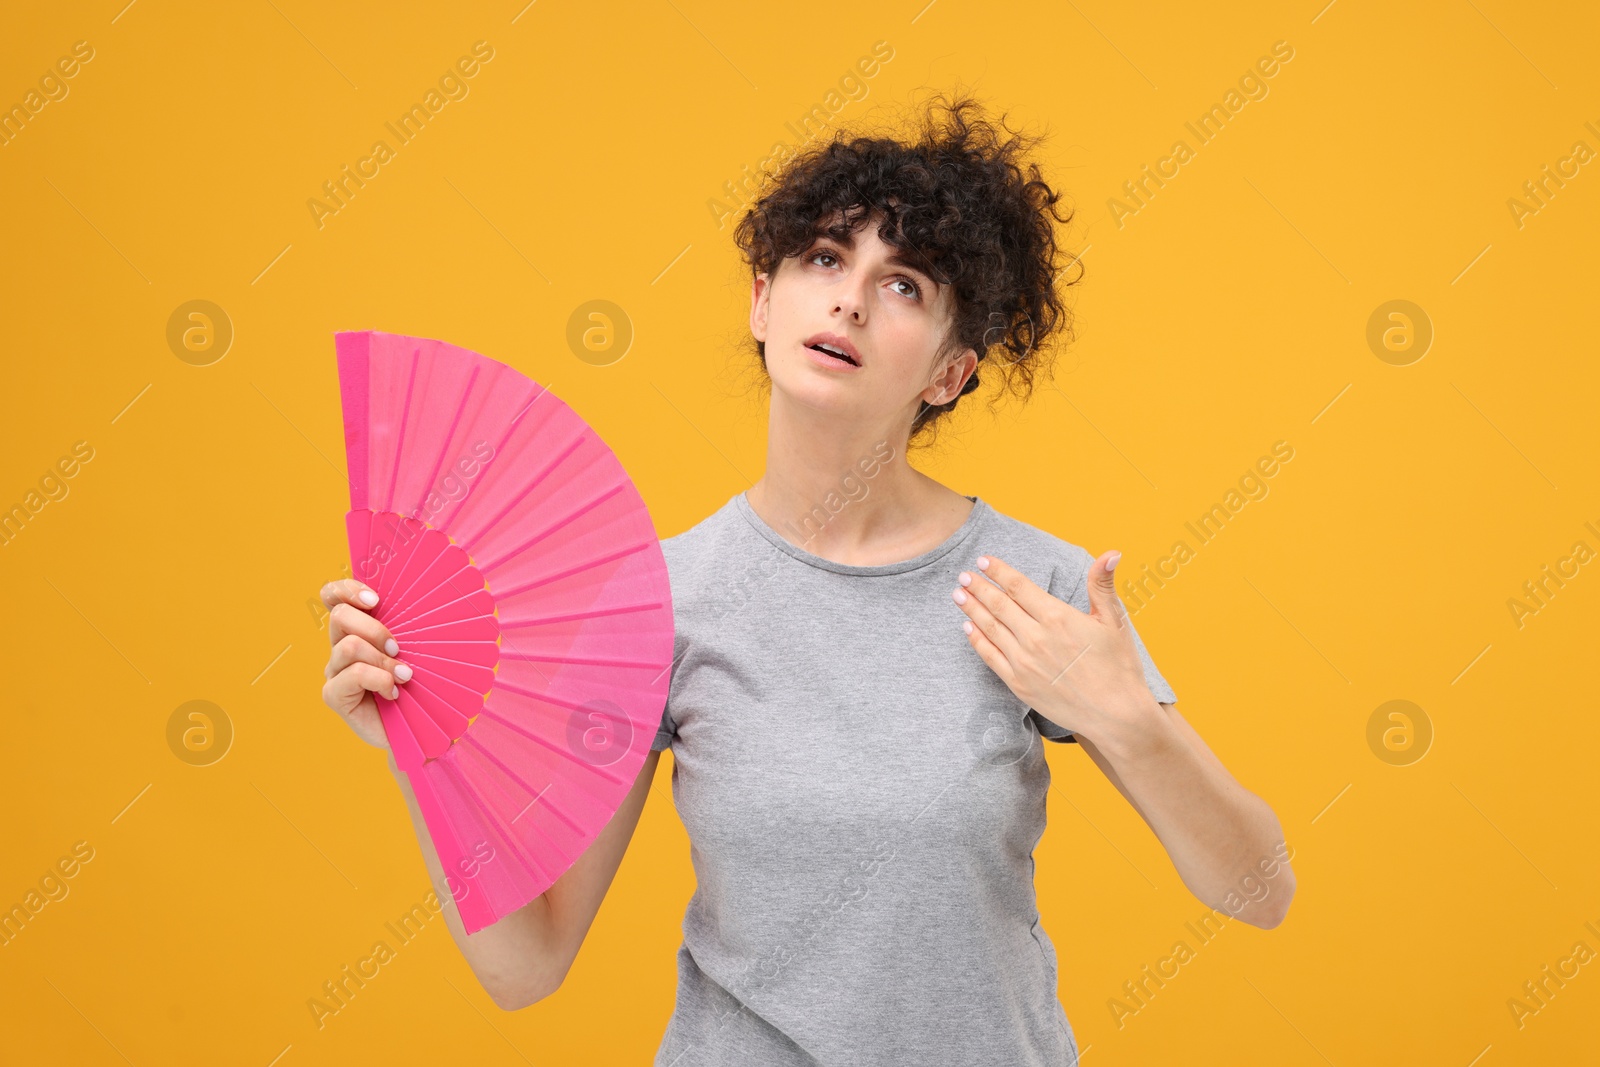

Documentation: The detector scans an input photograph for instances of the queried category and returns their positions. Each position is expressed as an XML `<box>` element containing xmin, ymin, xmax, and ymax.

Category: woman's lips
<box><xmin>804</xmin><ymin>343</ymin><xmax>862</xmax><ymax>371</ymax></box>
<box><xmin>802</xmin><ymin>332</ymin><xmax>862</xmax><ymax>365</ymax></box>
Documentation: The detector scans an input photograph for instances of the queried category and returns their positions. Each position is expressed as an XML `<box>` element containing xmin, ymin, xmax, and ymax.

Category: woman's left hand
<box><xmin>952</xmin><ymin>552</ymin><xmax>1154</xmax><ymax>737</ymax></box>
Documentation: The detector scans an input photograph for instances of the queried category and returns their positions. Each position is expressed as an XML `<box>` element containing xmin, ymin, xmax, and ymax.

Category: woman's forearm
<box><xmin>1083</xmin><ymin>701</ymin><xmax>1296</xmax><ymax>928</ymax></box>
<box><xmin>386</xmin><ymin>754</ymin><xmax>567</xmax><ymax>1007</ymax></box>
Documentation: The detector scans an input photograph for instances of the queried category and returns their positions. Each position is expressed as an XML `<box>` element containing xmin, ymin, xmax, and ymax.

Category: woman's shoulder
<box><xmin>975</xmin><ymin>501</ymin><xmax>1098</xmax><ymax>601</ymax></box>
<box><xmin>656</xmin><ymin>492</ymin><xmax>767</xmax><ymax>588</ymax></box>
<box><xmin>661</xmin><ymin>490</ymin><xmax>737</xmax><ymax>545</ymax></box>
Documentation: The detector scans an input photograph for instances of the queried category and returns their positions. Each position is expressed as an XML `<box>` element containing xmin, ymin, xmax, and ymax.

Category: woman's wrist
<box><xmin>1075</xmin><ymin>692</ymin><xmax>1171</xmax><ymax>762</ymax></box>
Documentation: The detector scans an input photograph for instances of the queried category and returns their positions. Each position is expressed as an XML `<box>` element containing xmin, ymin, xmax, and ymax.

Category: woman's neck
<box><xmin>745</xmin><ymin>395</ymin><xmax>973</xmax><ymax>566</ymax></box>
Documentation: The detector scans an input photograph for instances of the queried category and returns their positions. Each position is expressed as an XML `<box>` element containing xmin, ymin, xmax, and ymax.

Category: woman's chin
<box><xmin>770</xmin><ymin>379</ymin><xmax>870</xmax><ymax>418</ymax></box>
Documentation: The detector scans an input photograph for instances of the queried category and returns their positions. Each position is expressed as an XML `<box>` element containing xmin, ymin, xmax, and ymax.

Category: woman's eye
<box><xmin>807</xmin><ymin>250</ymin><xmax>920</xmax><ymax>300</ymax></box>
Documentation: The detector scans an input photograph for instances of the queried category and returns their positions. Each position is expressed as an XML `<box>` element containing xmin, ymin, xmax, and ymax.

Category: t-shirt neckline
<box><xmin>733</xmin><ymin>490</ymin><xmax>989</xmax><ymax>576</ymax></box>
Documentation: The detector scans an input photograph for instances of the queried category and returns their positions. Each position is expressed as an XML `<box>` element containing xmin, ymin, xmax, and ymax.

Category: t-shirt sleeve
<box><xmin>650</xmin><ymin>638</ymin><xmax>684</xmax><ymax>752</ymax></box>
<box><xmin>650</xmin><ymin>543</ymin><xmax>682</xmax><ymax>753</ymax></box>
<box><xmin>649</xmin><ymin>700</ymin><xmax>676</xmax><ymax>752</ymax></box>
<box><xmin>1030</xmin><ymin>545</ymin><xmax>1179</xmax><ymax>744</ymax></box>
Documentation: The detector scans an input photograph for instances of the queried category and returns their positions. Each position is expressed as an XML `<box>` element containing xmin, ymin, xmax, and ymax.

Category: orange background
<box><xmin>2</xmin><ymin>1</ymin><xmax>1596</xmax><ymax>1064</ymax></box>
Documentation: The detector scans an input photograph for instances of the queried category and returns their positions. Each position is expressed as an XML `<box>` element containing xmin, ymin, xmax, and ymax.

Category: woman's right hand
<box><xmin>314</xmin><ymin>575</ymin><xmax>661</xmax><ymax>1009</ymax></box>
<box><xmin>319</xmin><ymin>578</ymin><xmax>412</xmax><ymax>750</ymax></box>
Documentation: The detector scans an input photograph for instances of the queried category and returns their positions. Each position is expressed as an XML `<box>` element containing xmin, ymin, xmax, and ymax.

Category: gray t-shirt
<box><xmin>649</xmin><ymin>491</ymin><xmax>1177</xmax><ymax>1066</ymax></box>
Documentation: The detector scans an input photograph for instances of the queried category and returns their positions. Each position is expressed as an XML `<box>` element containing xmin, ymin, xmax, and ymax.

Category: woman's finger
<box><xmin>324</xmin><ymin>631</ymin><xmax>413</xmax><ymax>688</ymax></box>
<box><xmin>974</xmin><ymin>555</ymin><xmax>1064</xmax><ymax>624</ymax></box>
<box><xmin>325</xmin><ymin>660</ymin><xmax>399</xmax><ymax>711</ymax></box>
<box><xmin>320</xmin><ymin>580</ymin><xmax>397</xmax><ymax>650</ymax></box>
<box><xmin>326</xmin><ymin>600</ymin><xmax>400</xmax><ymax>659</ymax></box>
<box><xmin>953</xmin><ymin>580</ymin><xmax>1023</xmax><ymax>664</ymax></box>
<box><xmin>320</xmin><ymin>577</ymin><xmax>379</xmax><ymax>611</ymax></box>
<box><xmin>957</xmin><ymin>564</ymin><xmax>1038</xmax><ymax>646</ymax></box>
<box><xmin>961</xmin><ymin>615</ymin><xmax>1015</xmax><ymax>684</ymax></box>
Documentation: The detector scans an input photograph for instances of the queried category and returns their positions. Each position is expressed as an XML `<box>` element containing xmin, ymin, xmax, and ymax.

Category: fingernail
<box><xmin>962</xmin><ymin>620</ymin><xmax>973</xmax><ymax>634</ymax></box>
<box><xmin>976</xmin><ymin>557</ymin><xmax>990</xmax><ymax>571</ymax></box>
<box><xmin>394</xmin><ymin>663</ymin><xmax>413</xmax><ymax>682</ymax></box>
<box><xmin>957</xmin><ymin>572</ymin><xmax>972</xmax><ymax>587</ymax></box>
<box><xmin>385</xmin><ymin>638</ymin><xmax>399</xmax><ymax>656</ymax></box>
<box><xmin>389</xmin><ymin>685</ymin><xmax>399</xmax><ymax>699</ymax></box>
<box><xmin>952</xmin><ymin>588</ymin><xmax>968</xmax><ymax>604</ymax></box>
<box><xmin>1106</xmin><ymin>551</ymin><xmax>1121</xmax><ymax>572</ymax></box>
<box><xmin>359</xmin><ymin>589</ymin><xmax>379</xmax><ymax>607</ymax></box>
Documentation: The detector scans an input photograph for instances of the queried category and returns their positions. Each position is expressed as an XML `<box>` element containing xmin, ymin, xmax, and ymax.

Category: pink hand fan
<box><xmin>335</xmin><ymin>329</ymin><xmax>673</xmax><ymax>934</ymax></box>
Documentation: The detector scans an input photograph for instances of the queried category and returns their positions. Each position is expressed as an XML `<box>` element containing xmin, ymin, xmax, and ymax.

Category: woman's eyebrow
<box><xmin>885</xmin><ymin>251</ymin><xmax>942</xmax><ymax>291</ymax></box>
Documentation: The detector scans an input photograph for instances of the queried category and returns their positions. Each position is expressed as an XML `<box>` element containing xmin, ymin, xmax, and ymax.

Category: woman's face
<box><xmin>749</xmin><ymin>211</ymin><xmax>977</xmax><ymax>434</ymax></box>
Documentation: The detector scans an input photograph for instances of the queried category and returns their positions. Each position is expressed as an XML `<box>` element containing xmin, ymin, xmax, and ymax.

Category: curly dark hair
<box><xmin>732</xmin><ymin>91</ymin><xmax>1080</xmax><ymax>446</ymax></box>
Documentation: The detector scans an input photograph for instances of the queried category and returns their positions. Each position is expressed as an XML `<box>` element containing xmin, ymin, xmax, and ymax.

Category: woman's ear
<box><xmin>922</xmin><ymin>347</ymin><xmax>979</xmax><ymax>405</ymax></box>
<box><xmin>750</xmin><ymin>272</ymin><xmax>771</xmax><ymax>342</ymax></box>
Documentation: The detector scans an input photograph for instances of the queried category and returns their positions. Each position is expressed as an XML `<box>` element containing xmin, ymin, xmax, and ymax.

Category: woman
<box><xmin>319</xmin><ymin>94</ymin><xmax>1294</xmax><ymax>1065</ymax></box>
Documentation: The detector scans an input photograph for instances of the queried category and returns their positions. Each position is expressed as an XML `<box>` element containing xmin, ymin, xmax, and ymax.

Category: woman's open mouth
<box><xmin>803</xmin><ymin>333</ymin><xmax>861</xmax><ymax>368</ymax></box>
